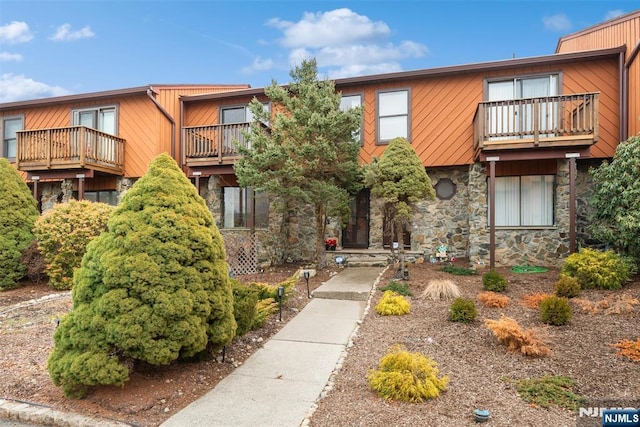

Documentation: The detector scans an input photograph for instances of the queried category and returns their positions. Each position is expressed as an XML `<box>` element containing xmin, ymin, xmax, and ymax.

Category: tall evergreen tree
<box><xmin>365</xmin><ymin>137</ymin><xmax>435</xmax><ymax>276</ymax></box>
<box><xmin>0</xmin><ymin>158</ymin><xmax>39</xmax><ymax>289</ymax></box>
<box><xmin>48</xmin><ymin>153</ymin><xmax>236</xmax><ymax>397</ymax></box>
<box><xmin>235</xmin><ymin>58</ymin><xmax>363</xmax><ymax>268</ymax></box>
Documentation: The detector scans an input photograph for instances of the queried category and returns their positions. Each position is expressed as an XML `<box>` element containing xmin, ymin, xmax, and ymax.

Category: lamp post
<box><xmin>303</xmin><ymin>270</ymin><xmax>311</xmax><ymax>298</ymax></box>
<box><xmin>277</xmin><ymin>286</ymin><xmax>284</xmax><ymax>321</ymax></box>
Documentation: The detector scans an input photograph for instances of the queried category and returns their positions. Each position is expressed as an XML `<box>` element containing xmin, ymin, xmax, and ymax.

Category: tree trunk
<box><xmin>315</xmin><ymin>204</ymin><xmax>327</xmax><ymax>270</ymax></box>
<box><xmin>396</xmin><ymin>220</ymin><xmax>405</xmax><ymax>279</ymax></box>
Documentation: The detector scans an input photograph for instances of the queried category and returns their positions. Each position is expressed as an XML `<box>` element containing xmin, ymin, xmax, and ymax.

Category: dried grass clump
<box><xmin>519</xmin><ymin>293</ymin><xmax>552</xmax><ymax>309</ymax></box>
<box><xmin>478</xmin><ymin>291</ymin><xmax>510</xmax><ymax>308</ymax></box>
<box><xmin>574</xmin><ymin>294</ymin><xmax>639</xmax><ymax>315</ymax></box>
<box><xmin>421</xmin><ymin>279</ymin><xmax>461</xmax><ymax>301</ymax></box>
<box><xmin>610</xmin><ymin>338</ymin><xmax>640</xmax><ymax>362</ymax></box>
<box><xmin>484</xmin><ymin>315</ymin><xmax>551</xmax><ymax>357</ymax></box>
<box><xmin>367</xmin><ymin>344</ymin><xmax>449</xmax><ymax>402</ymax></box>
<box><xmin>376</xmin><ymin>291</ymin><xmax>411</xmax><ymax>316</ymax></box>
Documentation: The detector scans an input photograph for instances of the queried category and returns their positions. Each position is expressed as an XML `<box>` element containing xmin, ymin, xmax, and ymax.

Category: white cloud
<box><xmin>542</xmin><ymin>13</ymin><xmax>572</xmax><ymax>31</ymax></box>
<box><xmin>268</xmin><ymin>8</ymin><xmax>390</xmax><ymax>48</ymax></box>
<box><xmin>254</xmin><ymin>8</ymin><xmax>427</xmax><ymax>80</ymax></box>
<box><xmin>0</xmin><ymin>52</ymin><xmax>23</xmax><ymax>62</ymax></box>
<box><xmin>0</xmin><ymin>21</ymin><xmax>34</xmax><ymax>44</ymax></box>
<box><xmin>242</xmin><ymin>57</ymin><xmax>275</xmax><ymax>74</ymax></box>
<box><xmin>49</xmin><ymin>24</ymin><xmax>95</xmax><ymax>41</ymax></box>
<box><xmin>0</xmin><ymin>73</ymin><xmax>70</xmax><ymax>103</ymax></box>
<box><xmin>604</xmin><ymin>9</ymin><xmax>625</xmax><ymax>20</ymax></box>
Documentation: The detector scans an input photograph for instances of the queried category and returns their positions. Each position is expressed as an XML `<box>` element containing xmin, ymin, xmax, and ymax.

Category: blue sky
<box><xmin>0</xmin><ymin>1</ymin><xmax>636</xmax><ymax>102</ymax></box>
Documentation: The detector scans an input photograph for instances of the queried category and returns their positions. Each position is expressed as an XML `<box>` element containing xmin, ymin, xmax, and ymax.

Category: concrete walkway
<box><xmin>160</xmin><ymin>266</ymin><xmax>384</xmax><ymax>427</ymax></box>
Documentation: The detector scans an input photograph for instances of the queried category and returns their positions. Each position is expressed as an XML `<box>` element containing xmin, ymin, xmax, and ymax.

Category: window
<box><xmin>490</xmin><ymin>175</ymin><xmax>554</xmax><ymax>226</ymax></box>
<box><xmin>2</xmin><ymin>116</ymin><xmax>23</xmax><ymax>159</ymax></box>
<box><xmin>222</xmin><ymin>187</ymin><xmax>268</xmax><ymax>229</ymax></box>
<box><xmin>435</xmin><ymin>178</ymin><xmax>457</xmax><ymax>200</ymax></box>
<box><xmin>377</xmin><ymin>90</ymin><xmax>409</xmax><ymax>143</ymax></box>
<box><xmin>340</xmin><ymin>94</ymin><xmax>362</xmax><ymax>144</ymax></box>
<box><xmin>72</xmin><ymin>106</ymin><xmax>117</xmax><ymax>135</ymax></box>
<box><xmin>221</xmin><ymin>104</ymin><xmax>270</xmax><ymax>153</ymax></box>
<box><xmin>83</xmin><ymin>190</ymin><xmax>118</xmax><ymax>206</ymax></box>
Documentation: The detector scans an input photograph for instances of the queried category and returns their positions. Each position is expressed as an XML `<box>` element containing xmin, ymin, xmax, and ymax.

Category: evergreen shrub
<box><xmin>539</xmin><ymin>295</ymin><xmax>572</xmax><ymax>326</ymax></box>
<box><xmin>0</xmin><ymin>158</ymin><xmax>39</xmax><ymax>289</ymax></box>
<box><xmin>376</xmin><ymin>291</ymin><xmax>411</xmax><ymax>316</ymax></box>
<box><xmin>448</xmin><ymin>297</ymin><xmax>477</xmax><ymax>323</ymax></box>
<box><xmin>34</xmin><ymin>200</ymin><xmax>114</xmax><ymax>290</ymax></box>
<box><xmin>562</xmin><ymin>248</ymin><xmax>630</xmax><ymax>290</ymax></box>
<box><xmin>368</xmin><ymin>344</ymin><xmax>448</xmax><ymax>402</ymax></box>
<box><xmin>554</xmin><ymin>276</ymin><xmax>581</xmax><ymax>298</ymax></box>
<box><xmin>482</xmin><ymin>270</ymin><xmax>508</xmax><ymax>292</ymax></box>
<box><xmin>47</xmin><ymin>154</ymin><xmax>237</xmax><ymax>398</ymax></box>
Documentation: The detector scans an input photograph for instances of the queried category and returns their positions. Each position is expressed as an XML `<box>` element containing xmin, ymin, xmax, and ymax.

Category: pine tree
<box><xmin>235</xmin><ymin>58</ymin><xmax>363</xmax><ymax>268</ymax></box>
<box><xmin>365</xmin><ymin>137</ymin><xmax>435</xmax><ymax>276</ymax></box>
<box><xmin>48</xmin><ymin>153</ymin><xmax>236</xmax><ymax>397</ymax></box>
<box><xmin>0</xmin><ymin>158</ymin><xmax>39</xmax><ymax>289</ymax></box>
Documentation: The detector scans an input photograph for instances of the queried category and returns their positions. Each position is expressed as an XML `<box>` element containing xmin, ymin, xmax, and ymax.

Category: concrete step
<box><xmin>345</xmin><ymin>257</ymin><xmax>389</xmax><ymax>267</ymax></box>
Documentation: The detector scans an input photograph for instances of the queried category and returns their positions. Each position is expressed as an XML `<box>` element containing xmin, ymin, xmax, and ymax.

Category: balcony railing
<box><xmin>183</xmin><ymin>123</ymin><xmax>252</xmax><ymax>166</ymax></box>
<box><xmin>16</xmin><ymin>126</ymin><xmax>124</xmax><ymax>174</ymax></box>
<box><xmin>473</xmin><ymin>92</ymin><xmax>599</xmax><ymax>152</ymax></box>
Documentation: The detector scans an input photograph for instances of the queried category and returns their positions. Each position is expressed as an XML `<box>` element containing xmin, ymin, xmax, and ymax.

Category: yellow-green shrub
<box><xmin>368</xmin><ymin>344</ymin><xmax>448</xmax><ymax>402</ymax></box>
<box><xmin>231</xmin><ymin>279</ymin><xmax>259</xmax><ymax>336</ymax></box>
<box><xmin>561</xmin><ymin>248</ymin><xmax>631</xmax><ymax>290</ymax></box>
<box><xmin>554</xmin><ymin>276</ymin><xmax>580</xmax><ymax>298</ymax></box>
<box><xmin>376</xmin><ymin>291</ymin><xmax>411</xmax><ymax>316</ymax></box>
<box><xmin>34</xmin><ymin>200</ymin><xmax>114</xmax><ymax>290</ymax></box>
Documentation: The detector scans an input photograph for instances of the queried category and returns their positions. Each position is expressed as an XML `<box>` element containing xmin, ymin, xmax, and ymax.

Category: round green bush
<box><xmin>482</xmin><ymin>270</ymin><xmax>508</xmax><ymax>292</ymax></box>
<box><xmin>561</xmin><ymin>248</ymin><xmax>630</xmax><ymax>290</ymax></box>
<box><xmin>554</xmin><ymin>276</ymin><xmax>581</xmax><ymax>298</ymax></box>
<box><xmin>34</xmin><ymin>200</ymin><xmax>114</xmax><ymax>290</ymax></box>
<box><xmin>448</xmin><ymin>297</ymin><xmax>477</xmax><ymax>323</ymax></box>
<box><xmin>540</xmin><ymin>295</ymin><xmax>572</xmax><ymax>326</ymax></box>
<box><xmin>0</xmin><ymin>158</ymin><xmax>39</xmax><ymax>289</ymax></box>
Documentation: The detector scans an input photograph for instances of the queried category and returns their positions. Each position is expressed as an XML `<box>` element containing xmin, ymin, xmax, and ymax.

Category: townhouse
<box><xmin>2</xmin><ymin>10</ymin><xmax>638</xmax><ymax>269</ymax></box>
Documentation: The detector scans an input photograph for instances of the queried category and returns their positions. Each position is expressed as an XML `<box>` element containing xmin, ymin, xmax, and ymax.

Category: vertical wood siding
<box><xmin>557</xmin><ymin>12</ymin><xmax>640</xmax><ymax>137</ymax></box>
<box><xmin>339</xmin><ymin>58</ymin><xmax>619</xmax><ymax>166</ymax></box>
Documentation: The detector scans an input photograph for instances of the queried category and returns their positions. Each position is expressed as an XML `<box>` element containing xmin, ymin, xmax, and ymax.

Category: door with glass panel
<box><xmin>487</xmin><ymin>75</ymin><xmax>558</xmax><ymax>140</ymax></box>
<box><xmin>73</xmin><ymin>107</ymin><xmax>116</xmax><ymax>161</ymax></box>
<box><xmin>221</xmin><ymin>105</ymin><xmax>268</xmax><ymax>155</ymax></box>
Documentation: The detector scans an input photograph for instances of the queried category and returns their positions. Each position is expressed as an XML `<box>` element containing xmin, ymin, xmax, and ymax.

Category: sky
<box><xmin>0</xmin><ymin>0</ymin><xmax>637</xmax><ymax>103</ymax></box>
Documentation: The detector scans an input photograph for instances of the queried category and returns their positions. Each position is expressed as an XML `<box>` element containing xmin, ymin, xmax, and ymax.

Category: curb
<box><xmin>0</xmin><ymin>398</ymin><xmax>135</xmax><ymax>427</ymax></box>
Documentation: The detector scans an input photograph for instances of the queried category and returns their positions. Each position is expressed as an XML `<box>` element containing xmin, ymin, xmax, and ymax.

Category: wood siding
<box><xmin>339</xmin><ymin>58</ymin><xmax>620</xmax><ymax>166</ymax></box>
<box><xmin>557</xmin><ymin>11</ymin><xmax>640</xmax><ymax>137</ymax></box>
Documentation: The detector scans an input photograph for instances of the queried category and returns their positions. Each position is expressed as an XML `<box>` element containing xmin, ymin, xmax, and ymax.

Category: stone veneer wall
<box><xmin>203</xmin><ymin>176</ymin><xmax>316</xmax><ymax>268</ymax></box>
<box><xmin>366</xmin><ymin>159</ymin><xmax>594</xmax><ymax>267</ymax></box>
<box><xmin>467</xmin><ymin>159</ymin><xmax>576</xmax><ymax>267</ymax></box>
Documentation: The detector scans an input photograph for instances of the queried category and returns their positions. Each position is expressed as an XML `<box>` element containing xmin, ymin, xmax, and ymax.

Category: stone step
<box><xmin>345</xmin><ymin>257</ymin><xmax>389</xmax><ymax>267</ymax></box>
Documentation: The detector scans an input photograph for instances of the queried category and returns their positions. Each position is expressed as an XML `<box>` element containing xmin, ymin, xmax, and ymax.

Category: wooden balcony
<box><xmin>183</xmin><ymin>123</ymin><xmax>252</xmax><ymax>167</ymax></box>
<box><xmin>16</xmin><ymin>126</ymin><xmax>124</xmax><ymax>175</ymax></box>
<box><xmin>474</xmin><ymin>92</ymin><xmax>599</xmax><ymax>153</ymax></box>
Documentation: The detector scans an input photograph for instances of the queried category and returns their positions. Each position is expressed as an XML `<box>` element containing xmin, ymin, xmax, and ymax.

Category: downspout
<box><xmin>146</xmin><ymin>87</ymin><xmax>176</xmax><ymax>160</ymax></box>
<box><xmin>179</xmin><ymin>98</ymin><xmax>184</xmax><ymax>170</ymax></box>
<box><xmin>619</xmin><ymin>49</ymin><xmax>627</xmax><ymax>142</ymax></box>
<box><xmin>623</xmin><ymin>40</ymin><xmax>640</xmax><ymax>141</ymax></box>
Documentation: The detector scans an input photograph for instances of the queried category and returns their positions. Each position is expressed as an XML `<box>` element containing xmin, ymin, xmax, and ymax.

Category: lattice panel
<box><xmin>224</xmin><ymin>232</ymin><xmax>258</xmax><ymax>276</ymax></box>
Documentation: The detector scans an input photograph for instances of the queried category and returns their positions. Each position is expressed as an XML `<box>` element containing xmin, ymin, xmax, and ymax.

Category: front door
<box><xmin>342</xmin><ymin>189</ymin><xmax>369</xmax><ymax>248</ymax></box>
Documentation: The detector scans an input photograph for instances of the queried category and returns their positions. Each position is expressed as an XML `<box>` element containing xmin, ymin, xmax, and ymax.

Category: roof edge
<box><xmin>181</xmin><ymin>46</ymin><xmax>625</xmax><ymax>103</ymax></box>
<box><xmin>556</xmin><ymin>9</ymin><xmax>640</xmax><ymax>53</ymax></box>
<box><xmin>0</xmin><ymin>85</ymin><xmax>154</xmax><ymax>111</ymax></box>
